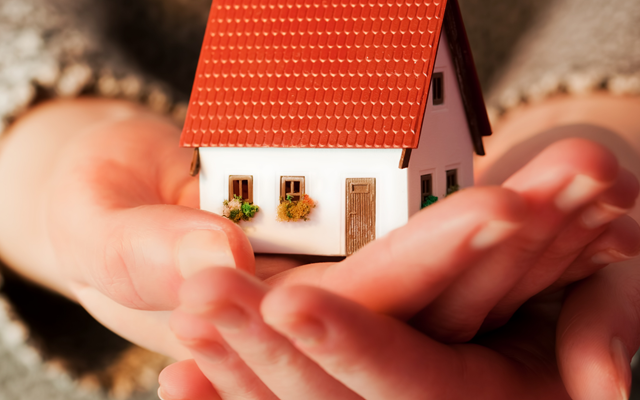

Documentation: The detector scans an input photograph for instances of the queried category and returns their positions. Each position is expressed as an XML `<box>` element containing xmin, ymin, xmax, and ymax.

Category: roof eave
<box><xmin>442</xmin><ymin>0</ymin><xmax>492</xmax><ymax>156</ymax></box>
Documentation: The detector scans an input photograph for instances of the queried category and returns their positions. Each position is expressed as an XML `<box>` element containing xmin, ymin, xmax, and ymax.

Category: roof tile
<box><xmin>181</xmin><ymin>0</ymin><xmax>447</xmax><ymax>148</ymax></box>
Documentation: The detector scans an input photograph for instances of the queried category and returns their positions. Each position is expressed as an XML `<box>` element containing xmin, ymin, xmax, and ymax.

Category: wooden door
<box><xmin>346</xmin><ymin>178</ymin><xmax>376</xmax><ymax>256</ymax></box>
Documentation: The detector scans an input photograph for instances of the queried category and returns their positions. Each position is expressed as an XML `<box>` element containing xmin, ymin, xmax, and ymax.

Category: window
<box><xmin>420</xmin><ymin>174</ymin><xmax>433</xmax><ymax>204</ymax></box>
<box><xmin>229</xmin><ymin>175</ymin><xmax>253</xmax><ymax>203</ymax></box>
<box><xmin>446</xmin><ymin>169</ymin><xmax>458</xmax><ymax>195</ymax></box>
<box><xmin>432</xmin><ymin>72</ymin><xmax>444</xmax><ymax>105</ymax></box>
<box><xmin>280</xmin><ymin>176</ymin><xmax>305</xmax><ymax>202</ymax></box>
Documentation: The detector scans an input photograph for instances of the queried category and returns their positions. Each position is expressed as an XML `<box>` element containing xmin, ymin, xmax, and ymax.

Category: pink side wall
<box><xmin>407</xmin><ymin>31</ymin><xmax>475</xmax><ymax>217</ymax></box>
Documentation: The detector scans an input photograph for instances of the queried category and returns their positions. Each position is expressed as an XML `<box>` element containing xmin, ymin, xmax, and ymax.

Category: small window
<box><xmin>229</xmin><ymin>175</ymin><xmax>253</xmax><ymax>203</ymax></box>
<box><xmin>446</xmin><ymin>169</ymin><xmax>458</xmax><ymax>195</ymax></box>
<box><xmin>420</xmin><ymin>174</ymin><xmax>433</xmax><ymax>204</ymax></box>
<box><xmin>280</xmin><ymin>176</ymin><xmax>305</xmax><ymax>202</ymax></box>
<box><xmin>432</xmin><ymin>72</ymin><xmax>444</xmax><ymax>105</ymax></box>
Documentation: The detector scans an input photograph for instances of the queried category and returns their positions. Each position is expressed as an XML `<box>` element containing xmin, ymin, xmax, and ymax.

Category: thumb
<box><xmin>557</xmin><ymin>259</ymin><xmax>640</xmax><ymax>400</ymax></box>
<box><xmin>45</xmin><ymin>112</ymin><xmax>255</xmax><ymax>311</ymax></box>
<box><xmin>57</xmin><ymin>205</ymin><xmax>254</xmax><ymax>359</ymax></box>
<box><xmin>71</xmin><ymin>204</ymin><xmax>255</xmax><ymax>311</ymax></box>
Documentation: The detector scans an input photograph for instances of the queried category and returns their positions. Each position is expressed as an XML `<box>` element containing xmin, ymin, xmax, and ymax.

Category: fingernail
<box><xmin>611</xmin><ymin>337</ymin><xmax>631</xmax><ymax>400</ymax></box>
<box><xmin>178</xmin><ymin>230</ymin><xmax>236</xmax><ymax>279</ymax></box>
<box><xmin>209</xmin><ymin>304</ymin><xmax>249</xmax><ymax>331</ymax></box>
<box><xmin>270</xmin><ymin>316</ymin><xmax>326</xmax><ymax>346</ymax></box>
<box><xmin>470</xmin><ymin>220</ymin><xmax>521</xmax><ymax>250</ymax></box>
<box><xmin>555</xmin><ymin>175</ymin><xmax>607</xmax><ymax>212</ymax></box>
<box><xmin>581</xmin><ymin>203</ymin><xmax>630</xmax><ymax>229</ymax></box>
<box><xmin>157</xmin><ymin>387</ymin><xmax>169</xmax><ymax>400</ymax></box>
<box><xmin>592</xmin><ymin>250</ymin><xmax>636</xmax><ymax>265</ymax></box>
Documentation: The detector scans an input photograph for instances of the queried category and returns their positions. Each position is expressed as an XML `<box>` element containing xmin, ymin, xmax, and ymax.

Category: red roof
<box><xmin>180</xmin><ymin>0</ymin><xmax>449</xmax><ymax>149</ymax></box>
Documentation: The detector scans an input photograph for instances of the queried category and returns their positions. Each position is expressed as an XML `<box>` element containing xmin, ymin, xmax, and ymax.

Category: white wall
<box><xmin>407</xmin><ymin>31</ymin><xmax>475</xmax><ymax>217</ymax></box>
<box><xmin>200</xmin><ymin>147</ymin><xmax>408</xmax><ymax>256</ymax></box>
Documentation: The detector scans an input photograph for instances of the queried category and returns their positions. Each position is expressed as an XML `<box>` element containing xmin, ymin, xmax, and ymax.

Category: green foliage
<box><xmin>421</xmin><ymin>195</ymin><xmax>439</xmax><ymax>209</ymax></box>
<box><xmin>241</xmin><ymin>202</ymin><xmax>259</xmax><ymax>218</ymax></box>
<box><xmin>223</xmin><ymin>195</ymin><xmax>259</xmax><ymax>223</ymax></box>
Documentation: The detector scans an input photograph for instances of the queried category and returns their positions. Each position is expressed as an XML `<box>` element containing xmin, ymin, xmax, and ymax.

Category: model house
<box><xmin>180</xmin><ymin>0</ymin><xmax>491</xmax><ymax>256</ymax></box>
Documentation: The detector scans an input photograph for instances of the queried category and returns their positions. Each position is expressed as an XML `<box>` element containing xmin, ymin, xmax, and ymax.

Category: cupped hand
<box><xmin>0</xmin><ymin>98</ymin><xmax>526</xmax><ymax>359</ymax></box>
<box><xmin>0</xmin><ymin>98</ymin><xmax>257</xmax><ymax>359</ymax></box>
<box><xmin>261</xmin><ymin>138</ymin><xmax>639</xmax><ymax>342</ymax></box>
<box><xmin>162</xmin><ymin>261</ymin><xmax>640</xmax><ymax>400</ymax></box>
<box><xmin>2</xmin><ymin>98</ymin><xmax>637</xmax><ymax>399</ymax></box>
<box><xmin>159</xmin><ymin>139</ymin><xmax>640</xmax><ymax>399</ymax></box>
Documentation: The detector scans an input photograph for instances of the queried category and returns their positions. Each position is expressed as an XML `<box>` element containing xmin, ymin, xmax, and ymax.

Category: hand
<box><xmin>0</xmin><ymin>98</ymin><xmax>255</xmax><ymax>359</ymax></box>
<box><xmin>263</xmin><ymin>139</ymin><xmax>639</xmax><ymax>341</ymax></box>
<box><xmin>0</xmin><ymin>98</ymin><xmax>554</xmax><ymax>358</ymax></box>
<box><xmin>158</xmin><ymin>140</ymin><xmax>640</xmax><ymax>399</ymax></box>
<box><xmin>162</xmin><ymin>261</ymin><xmax>640</xmax><ymax>400</ymax></box>
<box><xmin>1</xmin><ymin>99</ymin><xmax>636</xmax><ymax>399</ymax></box>
<box><xmin>1</xmin><ymin>97</ymin><xmax>525</xmax><ymax>360</ymax></box>
<box><xmin>0</xmin><ymin>98</ymin><xmax>527</xmax><ymax>359</ymax></box>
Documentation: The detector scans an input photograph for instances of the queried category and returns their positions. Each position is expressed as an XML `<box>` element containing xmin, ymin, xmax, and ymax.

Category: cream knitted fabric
<box><xmin>0</xmin><ymin>0</ymin><xmax>181</xmax><ymax>134</ymax></box>
<box><xmin>2</xmin><ymin>0</ymin><xmax>639</xmax><ymax>131</ymax></box>
<box><xmin>478</xmin><ymin>0</ymin><xmax>640</xmax><ymax>115</ymax></box>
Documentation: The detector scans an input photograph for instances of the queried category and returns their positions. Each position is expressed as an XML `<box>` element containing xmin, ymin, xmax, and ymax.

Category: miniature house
<box><xmin>180</xmin><ymin>0</ymin><xmax>491</xmax><ymax>256</ymax></box>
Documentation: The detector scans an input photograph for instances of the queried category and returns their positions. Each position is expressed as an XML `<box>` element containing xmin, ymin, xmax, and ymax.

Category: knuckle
<box><xmin>246</xmin><ymin>337</ymin><xmax>300</xmax><ymax>369</ymax></box>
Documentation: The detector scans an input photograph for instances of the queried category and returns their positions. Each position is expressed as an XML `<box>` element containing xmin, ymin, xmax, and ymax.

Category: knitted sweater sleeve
<box><xmin>0</xmin><ymin>0</ymin><xmax>638</xmax><ymax>397</ymax></box>
<box><xmin>459</xmin><ymin>0</ymin><xmax>640</xmax><ymax>117</ymax></box>
<box><xmin>0</xmin><ymin>0</ymin><xmax>187</xmax><ymax>135</ymax></box>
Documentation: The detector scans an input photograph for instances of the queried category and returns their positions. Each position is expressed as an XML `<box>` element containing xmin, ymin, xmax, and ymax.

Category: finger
<box><xmin>47</xmin><ymin>115</ymin><xmax>255</xmax><ymax>310</ymax></box>
<box><xmin>254</xmin><ymin>254</ymin><xmax>313</xmax><ymax>281</ymax></box>
<box><xmin>557</xmin><ymin>260</ymin><xmax>640</xmax><ymax>400</ymax></box>
<box><xmin>177</xmin><ymin>268</ymin><xmax>361</xmax><ymax>400</ymax></box>
<box><xmin>485</xmin><ymin>167</ymin><xmax>639</xmax><ymax>327</ymax></box>
<box><xmin>159</xmin><ymin>360</ymin><xmax>222</xmax><ymax>400</ymax></box>
<box><xmin>170</xmin><ymin>308</ymin><xmax>278</xmax><ymax>400</ymax></box>
<box><xmin>580</xmin><ymin>168</ymin><xmax>638</xmax><ymax>229</ymax></box>
<box><xmin>262</xmin><ymin>285</ymin><xmax>549</xmax><ymax>400</ymax></box>
<box><xmin>414</xmin><ymin>138</ymin><xmax>620</xmax><ymax>341</ymax></box>
<box><xmin>267</xmin><ymin>186</ymin><xmax>527</xmax><ymax>319</ymax></box>
<box><xmin>550</xmin><ymin>216</ymin><xmax>640</xmax><ymax>289</ymax></box>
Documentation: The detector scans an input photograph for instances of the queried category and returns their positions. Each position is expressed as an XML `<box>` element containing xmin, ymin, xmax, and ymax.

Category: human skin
<box><xmin>477</xmin><ymin>94</ymin><xmax>640</xmax><ymax>201</ymax></box>
<box><xmin>0</xmin><ymin>98</ymin><xmax>530</xmax><ymax>358</ymax></box>
<box><xmin>0</xmin><ymin>98</ymin><xmax>546</xmax><ymax>356</ymax></box>
<box><xmin>157</xmin><ymin>93</ymin><xmax>640</xmax><ymax>400</ymax></box>
<box><xmin>163</xmin><ymin>261</ymin><xmax>640</xmax><ymax>400</ymax></box>
<box><xmin>0</xmin><ymin>96</ymin><xmax>637</xmax><ymax>399</ymax></box>
<box><xmin>0</xmin><ymin>99</ymin><xmax>251</xmax><ymax>359</ymax></box>
<box><xmin>420</xmin><ymin>94</ymin><xmax>640</xmax><ymax>339</ymax></box>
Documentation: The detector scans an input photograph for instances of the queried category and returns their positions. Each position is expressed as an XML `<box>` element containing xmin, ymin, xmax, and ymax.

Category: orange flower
<box><xmin>277</xmin><ymin>195</ymin><xmax>316</xmax><ymax>222</ymax></box>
